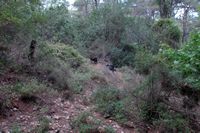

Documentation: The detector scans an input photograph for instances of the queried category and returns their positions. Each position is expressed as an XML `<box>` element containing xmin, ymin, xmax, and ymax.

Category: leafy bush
<box><xmin>42</xmin><ymin>5</ymin><xmax>74</xmax><ymax>43</ymax></box>
<box><xmin>35</xmin><ymin>42</ymin><xmax>85</xmax><ymax>90</ymax></box>
<box><xmin>93</xmin><ymin>87</ymin><xmax>127</xmax><ymax>123</ymax></box>
<box><xmin>11</xmin><ymin>125</ymin><xmax>22</xmax><ymax>133</ymax></box>
<box><xmin>10</xmin><ymin>79</ymin><xmax>46</xmax><ymax>96</ymax></box>
<box><xmin>134</xmin><ymin>48</ymin><xmax>156</xmax><ymax>74</ymax></box>
<box><xmin>110</xmin><ymin>44</ymin><xmax>136</xmax><ymax>68</ymax></box>
<box><xmin>0</xmin><ymin>57</ymin><xmax>7</xmax><ymax>74</ymax></box>
<box><xmin>135</xmin><ymin>60</ymin><xmax>192</xmax><ymax>131</ymax></box>
<box><xmin>46</xmin><ymin>67</ymin><xmax>70</xmax><ymax>90</ymax></box>
<box><xmin>69</xmin><ymin>65</ymin><xmax>97</xmax><ymax>93</ymax></box>
<box><xmin>104</xmin><ymin>126</ymin><xmax>115</xmax><ymax>133</ymax></box>
<box><xmin>39</xmin><ymin>42</ymin><xmax>84</xmax><ymax>68</ymax></box>
<box><xmin>71</xmin><ymin>112</ymin><xmax>115</xmax><ymax>133</ymax></box>
<box><xmin>1</xmin><ymin>79</ymin><xmax>47</xmax><ymax>103</ymax></box>
<box><xmin>71</xmin><ymin>112</ymin><xmax>101</xmax><ymax>133</ymax></box>
<box><xmin>0</xmin><ymin>0</ymin><xmax>46</xmax><ymax>43</ymax></box>
<box><xmin>140</xmin><ymin>101</ymin><xmax>190</xmax><ymax>132</ymax></box>
<box><xmin>154</xmin><ymin>113</ymin><xmax>190</xmax><ymax>132</ymax></box>
<box><xmin>153</xmin><ymin>19</ymin><xmax>181</xmax><ymax>49</ymax></box>
<box><xmin>160</xmin><ymin>31</ymin><xmax>200</xmax><ymax>89</ymax></box>
<box><xmin>34</xmin><ymin>117</ymin><xmax>50</xmax><ymax>133</ymax></box>
<box><xmin>73</xmin><ymin>6</ymin><xmax>158</xmax><ymax>57</ymax></box>
<box><xmin>140</xmin><ymin>101</ymin><xmax>166</xmax><ymax>123</ymax></box>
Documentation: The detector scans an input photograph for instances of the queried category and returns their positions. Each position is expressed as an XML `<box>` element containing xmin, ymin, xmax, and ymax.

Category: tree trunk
<box><xmin>158</xmin><ymin>0</ymin><xmax>173</xmax><ymax>18</ymax></box>
<box><xmin>94</xmin><ymin>0</ymin><xmax>98</xmax><ymax>9</ymax></box>
<box><xmin>182</xmin><ymin>7</ymin><xmax>189</xmax><ymax>43</ymax></box>
<box><xmin>84</xmin><ymin>0</ymin><xmax>89</xmax><ymax>16</ymax></box>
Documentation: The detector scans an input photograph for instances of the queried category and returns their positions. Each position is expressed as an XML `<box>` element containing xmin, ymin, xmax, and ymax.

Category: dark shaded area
<box><xmin>106</xmin><ymin>64</ymin><xmax>116</xmax><ymax>72</ymax></box>
<box><xmin>90</xmin><ymin>57</ymin><xmax>98</xmax><ymax>64</ymax></box>
<box><xmin>28</xmin><ymin>40</ymin><xmax>37</xmax><ymax>62</ymax></box>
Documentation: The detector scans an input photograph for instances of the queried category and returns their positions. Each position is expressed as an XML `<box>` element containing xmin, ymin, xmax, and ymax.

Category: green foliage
<box><xmin>8</xmin><ymin>79</ymin><xmax>46</xmax><ymax>96</ymax></box>
<box><xmin>104</xmin><ymin>126</ymin><xmax>115</xmax><ymax>133</ymax></box>
<box><xmin>160</xmin><ymin>31</ymin><xmax>200</xmax><ymax>89</ymax></box>
<box><xmin>140</xmin><ymin>101</ymin><xmax>190</xmax><ymax>132</ymax></box>
<box><xmin>93</xmin><ymin>87</ymin><xmax>127</xmax><ymax>123</ymax></box>
<box><xmin>11</xmin><ymin>125</ymin><xmax>22</xmax><ymax>133</ymax></box>
<box><xmin>35</xmin><ymin>117</ymin><xmax>50</xmax><ymax>133</ymax></box>
<box><xmin>73</xmin><ymin>5</ymin><xmax>157</xmax><ymax>58</ymax></box>
<box><xmin>122</xmin><ymin>17</ymin><xmax>158</xmax><ymax>52</ymax></box>
<box><xmin>42</xmin><ymin>5</ymin><xmax>74</xmax><ymax>43</ymax></box>
<box><xmin>134</xmin><ymin>48</ymin><xmax>156</xmax><ymax>74</ymax></box>
<box><xmin>69</xmin><ymin>65</ymin><xmax>97</xmax><ymax>93</ymax></box>
<box><xmin>0</xmin><ymin>78</ymin><xmax>48</xmax><ymax>104</ymax></box>
<box><xmin>153</xmin><ymin>19</ymin><xmax>181</xmax><ymax>49</ymax></box>
<box><xmin>0</xmin><ymin>56</ymin><xmax>8</xmax><ymax>74</ymax></box>
<box><xmin>71</xmin><ymin>112</ymin><xmax>101</xmax><ymax>133</ymax></box>
<box><xmin>154</xmin><ymin>113</ymin><xmax>190</xmax><ymax>132</ymax></box>
<box><xmin>140</xmin><ymin>101</ymin><xmax>165</xmax><ymax>122</ymax></box>
<box><xmin>39</xmin><ymin>42</ymin><xmax>84</xmax><ymax>68</ymax></box>
<box><xmin>36</xmin><ymin>42</ymin><xmax>86</xmax><ymax>91</ymax></box>
<box><xmin>71</xmin><ymin>112</ymin><xmax>115</xmax><ymax>133</ymax></box>
<box><xmin>71</xmin><ymin>5</ymin><xmax>127</xmax><ymax>56</ymax></box>
<box><xmin>0</xmin><ymin>0</ymin><xmax>45</xmax><ymax>42</ymax></box>
<box><xmin>110</xmin><ymin>44</ymin><xmax>136</xmax><ymax>68</ymax></box>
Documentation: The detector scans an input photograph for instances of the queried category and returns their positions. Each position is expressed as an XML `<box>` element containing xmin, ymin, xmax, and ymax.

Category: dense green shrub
<box><xmin>0</xmin><ymin>55</ymin><xmax>8</xmax><ymax>74</ymax></box>
<box><xmin>134</xmin><ymin>48</ymin><xmax>156</xmax><ymax>74</ymax></box>
<box><xmin>35</xmin><ymin>42</ymin><xmax>85</xmax><ymax>90</ymax></box>
<box><xmin>140</xmin><ymin>101</ymin><xmax>190</xmax><ymax>132</ymax></box>
<box><xmin>73</xmin><ymin>6</ymin><xmax>158</xmax><ymax>58</ymax></box>
<box><xmin>153</xmin><ymin>19</ymin><xmax>181</xmax><ymax>49</ymax></box>
<box><xmin>110</xmin><ymin>44</ymin><xmax>136</xmax><ymax>68</ymax></box>
<box><xmin>155</xmin><ymin>113</ymin><xmax>190</xmax><ymax>132</ymax></box>
<box><xmin>42</xmin><ymin>5</ymin><xmax>74</xmax><ymax>43</ymax></box>
<box><xmin>39</xmin><ymin>42</ymin><xmax>84</xmax><ymax>67</ymax></box>
<box><xmin>160</xmin><ymin>31</ymin><xmax>200</xmax><ymax>89</ymax></box>
<box><xmin>135</xmin><ymin>57</ymin><xmax>192</xmax><ymax>131</ymax></box>
<box><xmin>69</xmin><ymin>65</ymin><xmax>97</xmax><ymax>93</ymax></box>
<box><xmin>104</xmin><ymin>127</ymin><xmax>115</xmax><ymax>133</ymax></box>
<box><xmin>35</xmin><ymin>42</ymin><xmax>97</xmax><ymax>93</ymax></box>
<box><xmin>71</xmin><ymin>112</ymin><xmax>100</xmax><ymax>133</ymax></box>
<box><xmin>11</xmin><ymin>125</ymin><xmax>22</xmax><ymax>133</ymax></box>
<box><xmin>93</xmin><ymin>87</ymin><xmax>127</xmax><ymax>123</ymax></box>
<box><xmin>8</xmin><ymin>79</ymin><xmax>47</xmax><ymax>97</ymax></box>
<box><xmin>71</xmin><ymin>112</ymin><xmax>115</xmax><ymax>133</ymax></box>
<box><xmin>34</xmin><ymin>117</ymin><xmax>50</xmax><ymax>133</ymax></box>
<box><xmin>0</xmin><ymin>0</ymin><xmax>46</xmax><ymax>43</ymax></box>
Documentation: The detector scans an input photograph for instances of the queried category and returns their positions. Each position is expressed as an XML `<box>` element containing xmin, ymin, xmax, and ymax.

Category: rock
<box><xmin>98</xmin><ymin>127</ymin><xmax>106</xmax><ymax>133</ymax></box>
<box><xmin>55</xmin><ymin>130</ymin><xmax>60</xmax><ymax>133</ymax></box>
<box><xmin>124</xmin><ymin>121</ymin><xmax>135</xmax><ymax>128</ymax></box>
<box><xmin>53</xmin><ymin>115</ymin><xmax>61</xmax><ymax>120</ymax></box>
<box><xmin>33</xmin><ymin>107</ymin><xmax>38</xmax><ymax>111</ymax></box>
<box><xmin>86</xmin><ymin>116</ymin><xmax>95</xmax><ymax>124</ymax></box>
<box><xmin>13</xmin><ymin>107</ymin><xmax>18</xmax><ymax>111</ymax></box>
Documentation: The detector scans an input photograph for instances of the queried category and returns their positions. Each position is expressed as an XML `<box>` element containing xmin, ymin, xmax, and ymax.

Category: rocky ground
<box><xmin>0</xmin><ymin>63</ymin><xmax>143</xmax><ymax>133</ymax></box>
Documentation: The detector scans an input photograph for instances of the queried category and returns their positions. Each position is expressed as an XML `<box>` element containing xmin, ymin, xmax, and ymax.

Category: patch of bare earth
<box><xmin>0</xmin><ymin>63</ymin><xmax>138</xmax><ymax>132</ymax></box>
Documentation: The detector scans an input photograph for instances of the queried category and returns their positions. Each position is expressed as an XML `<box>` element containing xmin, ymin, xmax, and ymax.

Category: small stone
<box><xmin>33</xmin><ymin>107</ymin><xmax>38</xmax><ymax>111</ymax></box>
<box><xmin>98</xmin><ymin>127</ymin><xmax>105</xmax><ymax>133</ymax></box>
<box><xmin>53</xmin><ymin>115</ymin><xmax>60</xmax><ymax>120</ymax></box>
<box><xmin>13</xmin><ymin>108</ymin><xmax>18</xmax><ymax>111</ymax></box>
<box><xmin>124</xmin><ymin>121</ymin><xmax>135</xmax><ymax>128</ymax></box>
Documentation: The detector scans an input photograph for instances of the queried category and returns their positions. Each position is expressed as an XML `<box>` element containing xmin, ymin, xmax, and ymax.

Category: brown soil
<box><xmin>0</xmin><ymin>63</ymin><xmax>138</xmax><ymax>133</ymax></box>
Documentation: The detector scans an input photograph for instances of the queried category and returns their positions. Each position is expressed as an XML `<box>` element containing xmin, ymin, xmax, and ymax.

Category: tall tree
<box><xmin>156</xmin><ymin>0</ymin><xmax>173</xmax><ymax>18</ymax></box>
<box><xmin>74</xmin><ymin>0</ymin><xmax>90</xmax><ymax>15</ymax></box>
<box><xmin>178</xmin><ymin>0</ymin><xmax>199</xmax><ymax>42</ymax></box>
